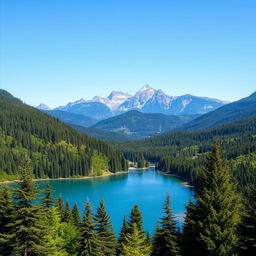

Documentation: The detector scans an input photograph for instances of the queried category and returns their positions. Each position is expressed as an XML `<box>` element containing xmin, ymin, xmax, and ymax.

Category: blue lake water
<box><xmin>35</xmin><ymin>168</ymin><xmax>194</xmax><ymax>235</ymax></box>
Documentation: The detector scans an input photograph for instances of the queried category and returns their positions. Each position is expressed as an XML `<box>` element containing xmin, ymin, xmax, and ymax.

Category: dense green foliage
<box><xmin>120</xmin><ymin>223</ymin><xmax>151</xmax><ymax>256</ymax></box>
<box><xmin>79</xmin><ymin>201</ymin><xmax>101</xmax><ymax>256</ymax></box>
<box><xmin>11</xmin><ymin>155</ymin><xmax>54</xmax><ymax>255</ymax></box>
<box><xmin>152</xmin><ymin>193</ymin><xmax>180</xmax><ymax>256</ymax></box>
<box><xmin>0</xmin><ymin>90</ymin><xmax>128</xmax><ymax>181</ymax></box>
<box><xmin>70</xmin><ymin>124</ymin><xmax>132</xmax><ymax>142</ymax></box>
<box><xmin>93</xmin><ymin>110</ymin><xmax>197</xmax><ymax>139</ymax></box>
<box><xmin>115</xmin><ymin>115</ymin><xmax>256</xmax><ymax>191</ymax></box>
<box><xmin>0</xmin><ymin>147</ymin><xmax>255</xmax><ymax>255</ymax></box>
<box><xmin>182</xmin><ymin>144</ymin><xmax>241</xmax><ymax>256</ymax></box>
<box><xmin>94</xmin><ymin>200</ymin><xmax>116</xmax><ymax>256</ymax></box>
<box><xmin>238</xmin><ymin>186</ymin><xmax>256</xmax><ymax>255</ymax></box>
<box><xmin>0</xmin><ymin>184</ymin><xmax>14</xmax><ymax>255</ymax></box>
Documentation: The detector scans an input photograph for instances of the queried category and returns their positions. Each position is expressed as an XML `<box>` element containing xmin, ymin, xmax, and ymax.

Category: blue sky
<box><xmin>1</xmin><ymin>0</ymin><xmax>256</xmax><ymax>108</ymax></box>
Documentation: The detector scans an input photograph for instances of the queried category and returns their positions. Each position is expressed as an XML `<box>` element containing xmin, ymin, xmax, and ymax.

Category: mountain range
<box><xmin>36</xmin><ymin>87</ymin><xmax>256</xmax><ymax>141</ymax></box>
<box><xmin>176</xmin><ymin>91</ymin><xmax>256</xmax><ymax>131</ymax></box>
<box><xmin>40</xmin><ymin>85</ymin><xmax>227</xmax><ymax>120</ymax></box>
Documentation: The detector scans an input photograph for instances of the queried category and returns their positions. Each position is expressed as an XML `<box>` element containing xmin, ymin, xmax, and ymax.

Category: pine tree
<box><xmin>152</xmin><ymin>193</ymin><xmax>180</xmax><ymax>256</ymax></box>
<box><xmin>117</xmin><ymin>215</ymin><xmax>129</xmax><ymax>255</ymax></box>
<box><xmin>57</xmin><ymin>196</ymin><xmax>65</xmax><ymax>221</ymax></box>
<box><xmin>181</xmin><ymin>199</ymin><xmax>198</xmax><ymax>256</ymax></box>
<box><xmin>182</xmin><ymin>144</ymin><xmax>241</xmax><ymax>256</ymax></box>
<box><xmin>63</xmin><ymin>201</ymin><xmax>72</xmax><ymax>223</ymax></box>
<box><xmin>12</xmin><ymin>155</ymin><xmax>54</xmax><ymax>255</ymax></box>
<box><xmin>239</xmin><ymin>185</ymin><xmax>256</xmax><ymax>255</ymax></box>
<box><xmin>0</xmin><ymin>184</ymin><xmax>14</xmax><ymax>255</ymax></box>
<box><xmin>72</xmin><ymin>203</ymin><xmax>81</xmax><ymax>226</ymax></box>
<box><xmin>128</xmin><ymin>204</ymin><xmax>144</xmax><ymax>234</ymax></box>
<box><xmin>120</xmin><ymin>223</ymin><xmax>151</xmax><ymax>256</ymax></box>
<box><xmin>79</xmin><ymin>201</ymin><xmax>101</xmax><ymax>256</ymax></box>
<box><xmin>42</xmin><ymin>183</ymin><xmax>55</xmax><ymax>209</ymax></box>
<box><xmin>94</xmin><ymin>199</ymin><xmax>116</xmax><ymax>256</ymax></box>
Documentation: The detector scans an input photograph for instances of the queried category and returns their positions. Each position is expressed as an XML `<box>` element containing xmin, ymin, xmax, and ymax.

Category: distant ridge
<box><xmin>176</xmin><ymin>91</ymin><xmax>256</xmax><ymax>131</ymax></box>
<box><xmin>44</xmin><ymin>110</ymin><xmax>98</xmax><ymax>127</ymax></box>
<box><xmin>92</xmin><ymin>110</ymin><xmax>198</xmax><ymax>139</ymax></box>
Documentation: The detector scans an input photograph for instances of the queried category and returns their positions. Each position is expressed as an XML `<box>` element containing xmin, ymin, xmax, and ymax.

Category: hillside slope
<box><xmin>177</xmin><ymin>91</ymin><xmax>256</xmax><ymax>131</ymax></box>
<box><xmin>115</xmin><ymin>116</ymin><xmax>256</xmax><ymax>189</ymax></box>
<box><xmin>93</xmin><ymin>110</ymin><xmax>198</xmax><ymax>139</ymax></box>
<box><xmin>43</xmin><ymin>110</ymin><xmax>98</xmax><ymax>127</ymax></box>
<box><xmin>0</xmin><ymin>90</ymin><xmax>127</xmax><ymax>181</ymax></box>
<box><xmin>70</xmin><ymin>124</ymin><xmax>132</xmax><ymax>142</ymax></box>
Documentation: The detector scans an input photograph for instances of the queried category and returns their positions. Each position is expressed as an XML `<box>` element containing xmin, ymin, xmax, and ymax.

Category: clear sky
<box><xmin>1</xmin><ymin>0</ymin><xmax>256</xmax><ymax>108</ymax></box>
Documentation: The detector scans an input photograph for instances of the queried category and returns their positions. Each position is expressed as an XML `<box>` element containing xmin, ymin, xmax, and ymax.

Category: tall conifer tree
<box><xmin>152</xmin><ymin>193</ymin><xmax>180</xmax><ymax>256</ymax></box>
<box><xmin>42</xmin><ymin>183</ymin><xmax>55</xmax><ymax>209</ymax></box>
<box><xmin>79</xmin><ymin>201</ymin><xmax>101</xmax><ymax>256</ymax></box>
<box><xmin>182</xmin><ymin>144</ymin><xmax>240</xmax><ymax>256</ymax></box>
<box><xmin>0</xmin><ymin>184</ymin><xmax>14</xmax><ymax>255</ymax></box>
<box><xmin>128</xmin><ymin>204</ymin><xmax>144</xmax><ymax>234</ymax></box>
<box><xmin>94</xmin><ymin>199</ymin><xmax>116</xmax><ymax>256</ymax></box>
<box><xmin>63</xmin><ymin>202</ymin><xmax>72</xmax><ymax>223</ymax></box>
<box><xmin>120</xmin><ymin>223</ymin><xmax>151</xmax><ymax>256</ymax></box>
<box><xmin>72</xmin><ymin>203</ymin><xmax>81</xmax><ymax>226</ymax></box>
<box><xmin>12</xmin><ymin>155</ymin><xmax>53</xmax><ymax>255</ymax></box>
<box><xmin>239</xmin><ymin>185</ymin><xmax>256</xmax><ymax>255</ymax></box>
<box><xmin>57</xmin><ymin>196</ymin><xmax>65</xmax><ymax>221</ymax></box>
<box><xmin>117</xmin><ymin>215</ymin><xmax>129</xmax><ymax>255</ymax></box>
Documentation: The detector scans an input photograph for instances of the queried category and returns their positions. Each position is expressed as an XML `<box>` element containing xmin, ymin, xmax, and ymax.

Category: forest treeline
<box><xmin>114</xmin><ymin>116</ymin><xmax>256</xmax><ymax>192</ymax></box>
<box><xmin>0</xmin><ymin>90</ymin><xmax>128</xmax><ymax>181</ymax></box>
<box><xmin>0</xmin><ymin>146</ymin><xmax>255</xmax><ymax>256</ymax></box>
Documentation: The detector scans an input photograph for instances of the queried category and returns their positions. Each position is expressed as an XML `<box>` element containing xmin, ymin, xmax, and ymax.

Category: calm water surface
<box><xmin>36</xmin><ymin>168</ymin><xmax>194</xmax><ymax>234</ymax></box>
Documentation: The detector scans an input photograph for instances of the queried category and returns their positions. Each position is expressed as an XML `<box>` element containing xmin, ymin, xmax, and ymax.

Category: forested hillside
<box><xmin>0</xmin><ymin>90</ymin><xmax>127</xmax><ymax>181</ymax></box>
<box><xmin>70</xmin><ymin>124</ymin><xmax>132</xmax><ymax>141</ymax></box>
<box><xmin>93</xmin><ymin>110</ymin><xmax>197</xmax><ymax>139</ymax></box>
<box><xmin>115</xmin><ymin>116</ymin><xmax>256</xmax><ymax>191</ymax></box>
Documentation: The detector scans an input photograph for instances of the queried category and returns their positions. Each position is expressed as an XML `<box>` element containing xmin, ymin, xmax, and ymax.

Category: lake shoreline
<box><xmin>158</xmin><ymin>171</ymin><xmax>194</xmax><ymax>188</ymax></box>
<box><xmin>0</xmin><ymin>170</ymin><xmax>128</xmax><ymax>184</ymax></box>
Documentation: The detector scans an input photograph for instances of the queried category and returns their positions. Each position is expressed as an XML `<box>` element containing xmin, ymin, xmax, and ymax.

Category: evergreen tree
<box><xmin>128</xmin><ymin>204</ymin><xmax>144</xmax><ymax>234</ymax></box>
<box><xmin>152</xmin><ymin>193</ymin><xmax>180</xmax><ymax>256</ymax></box>
<box><xmin>44</xmin><ymin>207</ymin><xmax>67</xmax><ymax>256</ymax></box>
<box><xmin>57</xmin><ymin>196</ymin><xmax>65</xmax><ymax>221</ymax></box>
<box><xmin>12</xmin><ymin>155</ymin><xmax>54</xmax><ymax>255</ymax></box>
<box><xmin>182</xmin><ymin>144</ymin><xmax>241</xmax><ymax>256</ymax></box>
<box><xmin>181</xmin><ymin>199</ymin><xmax>198</xmax><ymax>256</ymax></box>
<box><xmin>79</xmin><ymin>201</ymin><xmax>101</xmax><ymax>256</ymax></box>
<box><xmin>94</xmin><ymin>199</ymin><xmax>116</xmax><ymax>256</ymax></box>
<box><xmin>239</xmin><ymin>185</ymin><xmax>256</xmax><ymax>255</ymax></box>
<box><xmin>120</xmin><ymin>223</ymin><xmax>151</xmax><ymax>256</ymax></box>
<box><xmin>72</xmin><ymin>203</ymin><xmax>81</xmax><ymax>226</ymax></box>
<box><xmin>63</xmin><ymin>202</ymin><xmax>72</xmax><ymax>223</ymax></box>
<box><xmin>117</xmin><ymin>215</ymin><xmax>129</xmax><ymax>255</ymax></box>
<box><xmin>42</xmin><ymin>183</ymin><xmax>55</xmax><ymax>209</ymax></box>
<box><xmin>0</xmin><ymin>184</ymin><xmax>14</xmax><ymax>255</ymax></box>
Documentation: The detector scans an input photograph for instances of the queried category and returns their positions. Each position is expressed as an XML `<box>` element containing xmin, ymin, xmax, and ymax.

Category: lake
<box><xmin>36</xmin><ymin>168</ymin><xmax>194</xmax><ymax>235</ymax></box>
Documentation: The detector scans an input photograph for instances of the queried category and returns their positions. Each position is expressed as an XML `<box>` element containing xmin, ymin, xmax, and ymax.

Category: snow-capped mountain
<box><xmin>119</xmin><ymin>85</ymin><xmax>156</xmax><ymax>111</ymax></box>
<box><xmin>36</xmin><ymin>103</ymin><xmax>51</xmax><ymax>110</ymax></box>
<box><xmin>88</xmin><ymin>91</ymin><xmax>131</xmax><ymax>111</ymax></box>
<box><xmin>53</xmin><ymin>85</ymin><xmax>227</xmax><ymax>120</ymax></box>
<box><xmin>142</xmin><ymin>89</ymin><xmax>176</xmax><ymax>113</ymax></box>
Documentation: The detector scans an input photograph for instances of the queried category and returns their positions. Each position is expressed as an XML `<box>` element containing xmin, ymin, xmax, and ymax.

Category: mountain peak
<box><xmin>37</xmin><ymin>103</ymin><xmax>51</xmax><ymax>110</ymax></box>
<box><xmin>107</xmin><ymin>91</ymin><xmax>131</xmax><ymax>100</ymax></box>
<box><xmin>139</xmin><ymin>84</ymin><xmax>153</xmax><ymax>91</ymax></box>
